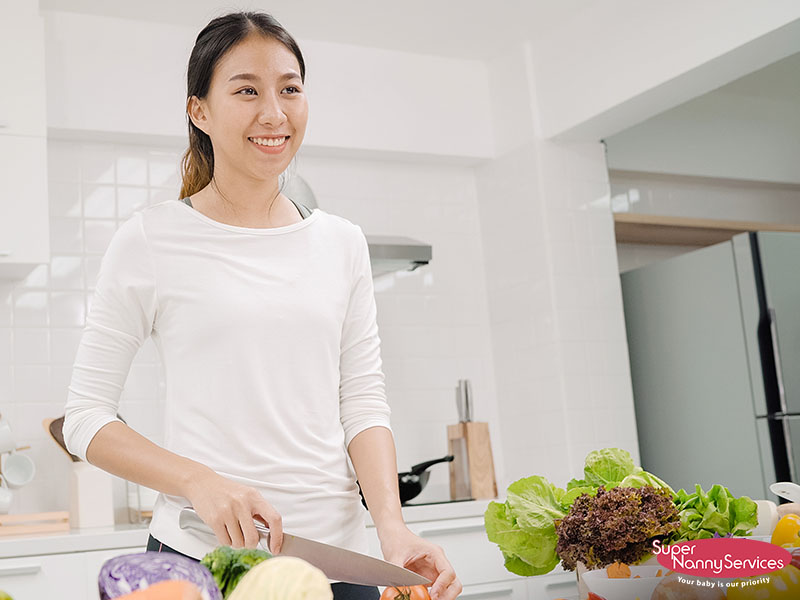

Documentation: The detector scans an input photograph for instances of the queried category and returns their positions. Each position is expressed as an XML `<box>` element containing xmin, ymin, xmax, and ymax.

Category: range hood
<box><xmin>283</xmin><ymin>174</ymin><xmax>432</xmax><ymax>277</ymax></box>
<box><xmin>365</xmin><ymin>235</ymin><xmax>432</xmax><ymax>277</ymax></box>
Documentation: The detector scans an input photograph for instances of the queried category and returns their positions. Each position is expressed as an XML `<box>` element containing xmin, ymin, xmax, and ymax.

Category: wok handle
<box><xmin>408</xmin><ymin>455</ymin><xmax>454</xmax><ymax>475</ymax></box>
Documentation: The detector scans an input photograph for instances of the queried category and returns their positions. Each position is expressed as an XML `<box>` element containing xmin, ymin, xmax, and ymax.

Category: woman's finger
<box><xmin>225</xmin><ymin>516</ymin><xmax>246</xmax><ymax>548</ymax></box>
<box><xmin>256</xmin><ymin>503</ymin><xmax>283</xmax><ymax>554</ymax></box>
<box><xmin>238</xmin><ymin>507</ymin><xmax>260</xmax><ymax>549</ymax></box>
<box><xmin>429</xmin><ymin>551</ymin><xmax>457</xmax><ymax>599</ymax></box>
<box><xmin>437</xmin><ymin>576</ymin><xmax>462</xmax><ymax>600</ymax></box>
<box><xmin>207</xmin><ymin>515</ymin><xmax>232</xmax><ymax>547</ymax></box>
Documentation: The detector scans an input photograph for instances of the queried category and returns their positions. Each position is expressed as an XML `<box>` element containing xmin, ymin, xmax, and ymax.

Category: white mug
<box><xmin>0</xmin><ymin>419</ymin><xmax>15</xmax><ymax>455</ymax></box>
<box><xmin>2</xmin><ymin>451</ymin><xmax>35</xmax><ymax>488</ymax></box>
<box><xmin>0</xmin><ymin>478</ymin><xmax>12</xmax><ymax>514</ymax></box>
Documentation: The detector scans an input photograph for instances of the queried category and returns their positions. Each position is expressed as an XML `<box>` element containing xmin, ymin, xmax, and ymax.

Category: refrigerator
<box><xmin>620</xmin><ymin>231</ymin><xmax>800</xmax><ymax>502</ymax></box>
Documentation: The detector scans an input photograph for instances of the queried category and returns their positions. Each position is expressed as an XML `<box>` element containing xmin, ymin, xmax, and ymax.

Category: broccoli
<box><xmin>201</xmin><ymin>545</ymin><xmax>272</xmax><ymax>598</ymax></box>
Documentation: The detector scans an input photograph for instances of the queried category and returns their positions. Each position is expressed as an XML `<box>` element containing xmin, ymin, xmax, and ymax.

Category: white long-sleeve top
<box><xmin>63</xmin><ymin>199</ymin><xmax>393</xmax><ymax>566</ymax></box>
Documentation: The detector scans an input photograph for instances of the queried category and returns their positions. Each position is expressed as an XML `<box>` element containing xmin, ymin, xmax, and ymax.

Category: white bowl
<box><xmin>582</xmin><ymin>565</ymin><xmax>667</xmax><ymax>600</ymax></box>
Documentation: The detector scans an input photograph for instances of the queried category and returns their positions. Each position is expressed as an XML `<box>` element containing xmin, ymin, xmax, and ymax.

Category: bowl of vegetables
<box><xmin>581</xmin><ymin>563</ymin><xmax>669</xmax><ymax>600</ymax></box>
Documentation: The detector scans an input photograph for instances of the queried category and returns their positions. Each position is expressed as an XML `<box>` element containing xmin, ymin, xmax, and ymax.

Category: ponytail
<box><xmin>179</xmin><ymin>111</ymin><xmax>214</xmax><ymax>199</ymax></box>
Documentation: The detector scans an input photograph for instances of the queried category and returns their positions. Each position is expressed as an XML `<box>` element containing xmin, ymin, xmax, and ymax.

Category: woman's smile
<box><xmin>248</xmin><ymin>135</ymin><xmax>290</xmax><ymax>154</ymax></box>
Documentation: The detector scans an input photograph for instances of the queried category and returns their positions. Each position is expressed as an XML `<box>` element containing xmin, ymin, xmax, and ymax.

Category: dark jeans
<box><xmin>146</xmin><ymin>534</ymin><xmax>380</xmax><ymax>600</ymax></box>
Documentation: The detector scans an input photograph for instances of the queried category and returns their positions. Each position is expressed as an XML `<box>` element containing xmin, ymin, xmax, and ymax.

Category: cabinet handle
<box><xmin>0</xmin><ymin>251</ymin><xmax>11</xmax><ymax>257</ymax></box>
<box><xmin>418</xmin><ymin>523</ymin><xmax>485</xmax><ymax>537</ymax></box>
<box><xmin>457</xmin><ymin>586</ymin><xmax>513</xmax><ymax>600</ymax></box>
<box><xmin>0</xmin><ymin>563</ymin><xmax>43</xmax><ymax>576</ymax></box>
<box><xmin>0</xmin><ymin>122</ymin><xmax>8</xmax><ymax>129</ymax></box>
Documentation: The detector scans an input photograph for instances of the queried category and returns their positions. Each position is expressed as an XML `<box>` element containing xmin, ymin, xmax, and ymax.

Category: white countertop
<box><xmin>1</xmin><ymin>499</ymin><xmax>494</xmax><ymax>559</ymax></box>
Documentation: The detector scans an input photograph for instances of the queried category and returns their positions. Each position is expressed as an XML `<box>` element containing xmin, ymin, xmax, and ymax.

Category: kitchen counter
<box><xmin>1</xmin><ymin>499</ymin><xmax>493</xmax><ymax>559</ymax></box>
<box><xmin>0</xmin><ymin>523</ymin><xmax>150</xmax><ymax>559</ymax></box>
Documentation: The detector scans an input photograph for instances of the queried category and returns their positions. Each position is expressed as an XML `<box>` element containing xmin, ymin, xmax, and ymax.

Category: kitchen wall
<box><xmin>0</xmin><ymin>136</ymin><xmax>500</xmax><ymax>516</ymax></box>
<box><xmin>472</xmin><ymin>40</ymin><xmax>640</xmax><ymax>486</ymax></box>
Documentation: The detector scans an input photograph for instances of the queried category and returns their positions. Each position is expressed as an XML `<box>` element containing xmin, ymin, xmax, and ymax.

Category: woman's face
<box><xmin>188</xmin><ymin>34</ymin><xmax>308</xmax><ymax>182</ymax></box>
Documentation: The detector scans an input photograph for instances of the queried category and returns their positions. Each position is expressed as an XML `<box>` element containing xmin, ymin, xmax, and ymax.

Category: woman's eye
<box><xmin>237</xmin><ymin>87</ymin><xmax>257</xmax><ymax>95</ymax></box>
<box><xmin>284</xmin><ymin>86</ymin><xmax>301</xmax><ymax>94</ymax></box>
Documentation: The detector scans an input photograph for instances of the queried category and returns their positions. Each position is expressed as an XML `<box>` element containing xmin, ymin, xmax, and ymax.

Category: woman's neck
<box><xmin>191</xmin><ymin>173</ymin><xmax>301</xmax><ymax>229</ymax></box>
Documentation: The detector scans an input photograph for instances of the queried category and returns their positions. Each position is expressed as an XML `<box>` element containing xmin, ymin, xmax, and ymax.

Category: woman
<box><xmin>63</xmin><ymin>11</ymin><xmax>461</xmax><ymax>600</ymax></box>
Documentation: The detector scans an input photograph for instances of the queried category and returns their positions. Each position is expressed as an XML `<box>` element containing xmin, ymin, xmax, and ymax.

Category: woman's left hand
<box><xmin>380</xmin><ymin>526</ymin><xmax>462</xmax><ymax>600</ymax></box>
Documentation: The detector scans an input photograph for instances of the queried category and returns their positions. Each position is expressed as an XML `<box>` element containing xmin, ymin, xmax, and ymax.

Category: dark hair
<box><xmin>179</xmin><ymin>11</ymin><xmax>306</xmax><ymax>200</ymax></box>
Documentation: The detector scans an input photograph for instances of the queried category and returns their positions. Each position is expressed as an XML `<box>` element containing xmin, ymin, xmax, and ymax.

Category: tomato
<box><xmin>727</xmin><ymin>564</ymin><xmax>800</xmax><ymax>600</ymax></box>
<box><xmin>379</xmin><ymin>585</ymin><xmax>431</xmax><ymax>600</ymax></box>
<box><xmin>771</xmin><ymin>514</ymin><xmax>800</xmax><ymax>547</ymax></box>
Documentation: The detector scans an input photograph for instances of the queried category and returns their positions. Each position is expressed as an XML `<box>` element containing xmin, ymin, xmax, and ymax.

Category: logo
<box><xmin>652</xmin><ymin>538</ymin><xmax>791</xmax><ymax>578</ymax></box>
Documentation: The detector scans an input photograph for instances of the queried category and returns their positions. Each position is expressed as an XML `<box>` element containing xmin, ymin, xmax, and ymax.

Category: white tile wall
<box><xmin>475</xmin><ymin>136</ymin><xmax>640</xmax><ymax>488</ymax></box>
<box><xmin>0</xmin><ymin>138</ymin><xmax>500</xmax><ymax>516</ymax></box>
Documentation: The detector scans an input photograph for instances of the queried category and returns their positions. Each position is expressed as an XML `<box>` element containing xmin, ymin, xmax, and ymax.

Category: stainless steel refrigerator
<box><xmin>621</xmin><ymin>231</ymin><xmax>800</xmax><ymax>502</ymax></box>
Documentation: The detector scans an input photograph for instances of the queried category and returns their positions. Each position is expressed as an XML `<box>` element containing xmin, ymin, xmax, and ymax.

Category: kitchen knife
<box><xmin>464</xmin><ymin>380</ymin><xmax>472</xmax><ymax>422</ymax></box>
<box><xmin>178</xmin><ymin>507</ymin><xmax>431</xmax><ymax>587</ymax></box>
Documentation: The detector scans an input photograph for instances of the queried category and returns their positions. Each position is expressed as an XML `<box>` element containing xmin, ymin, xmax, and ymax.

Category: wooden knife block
<box><xmin>447</xmin><ymin>421</ymin><xmax>498</xmax><ymax>500</ymax></box>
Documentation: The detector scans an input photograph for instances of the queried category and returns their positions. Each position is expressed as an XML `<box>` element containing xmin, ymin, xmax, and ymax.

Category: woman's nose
<box><xmin>257</xmin><ymin>92</ymin><xmax>287</xmax><ymax>126</ymax></box>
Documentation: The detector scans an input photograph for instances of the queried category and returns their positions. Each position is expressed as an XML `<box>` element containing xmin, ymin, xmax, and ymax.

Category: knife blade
<box><xmin>178</xmin><ymin>507</ymin><xmax>431</xmax><ymax>587</ymax></box>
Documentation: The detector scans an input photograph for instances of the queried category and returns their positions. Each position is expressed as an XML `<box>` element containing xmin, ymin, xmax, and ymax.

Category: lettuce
<box><xmin>584</xmin><ymin>448</ymin><xmax>637</xmax><ymax>487</ymax></box>
<box><xmin>673</xmin><ymin>484</ymin><xmax>759</xmax><ymax>541</ymax></box>
<box><xmin>484</xmin><ymin>500</ymin><xmax>560</xmax><ymax>576</ymax></box>
<box><xmin>484</xmin><ymin>448</ymin><xmax>677</xmax><ymax>577</ymax></box>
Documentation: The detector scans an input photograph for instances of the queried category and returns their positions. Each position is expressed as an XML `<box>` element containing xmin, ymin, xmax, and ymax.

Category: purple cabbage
<box><xmin>98</xmin><ymin>552</ymin><xmax>223</xmax><ymax>600</ymax></box>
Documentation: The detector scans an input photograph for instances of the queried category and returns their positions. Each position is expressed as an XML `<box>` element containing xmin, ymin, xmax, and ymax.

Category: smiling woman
<box><xmin>180</xmin><ymin>15</ymin><xmax>309</xmax><ymax>228</ymax></box>
<box><xmin>62</xmin><ymin>10</ymin><xmax>461</xmax><ymax>600</ymax></box>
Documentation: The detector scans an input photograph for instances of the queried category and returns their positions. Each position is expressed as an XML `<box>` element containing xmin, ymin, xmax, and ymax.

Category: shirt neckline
<box><xmin>176</xmin><ymin>197</ymin><xmax>320</xmax><ymax>235</ymax></box>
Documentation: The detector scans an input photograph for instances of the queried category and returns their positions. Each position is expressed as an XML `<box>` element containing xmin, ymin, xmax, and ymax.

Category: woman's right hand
<box><xmin>184</xmin><ymin>468</ymin><xmax>283</xmax><ymax>554</ymax></box>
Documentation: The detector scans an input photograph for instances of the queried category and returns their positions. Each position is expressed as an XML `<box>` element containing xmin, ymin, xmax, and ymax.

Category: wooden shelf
<box><xmin>614</xmin><ymin>213</ymin><xmax>800</xmax><ymax>246</ymax></box>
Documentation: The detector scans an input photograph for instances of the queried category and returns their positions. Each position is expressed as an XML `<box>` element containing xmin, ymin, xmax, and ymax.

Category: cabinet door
<box><xmin>0</xmin><ymin>134</ymin><xmax>50</xmax><ymax>277</ymax></box>
<box><xmin>0</xmin><ymin>553</ymin><xmax>87</xmax><ymax>600</ymax></box>
<box><xmin>0</xmin><ymin>2</ymin><xmax>47</xmax><ymax>137</ymax></box>
<box><xmin>527</xmin><ymin>571</ymin><xmax>579</xmax><ymax>600</ymax></box>
<box><xmin>457</xmin><ymin>579</ymin><xmax>527</xmax><ymax>600</ymax></box>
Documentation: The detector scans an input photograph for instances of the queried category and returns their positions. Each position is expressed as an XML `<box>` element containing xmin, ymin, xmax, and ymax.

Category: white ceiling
<box><xmin>38</xmin><ymin>0</ymin><xmax>587</xmax><ymax>61</ymax></box>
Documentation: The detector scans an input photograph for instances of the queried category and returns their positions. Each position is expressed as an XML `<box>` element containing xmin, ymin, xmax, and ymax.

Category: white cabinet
<box><xmin>0</xmin><ymin>1</ymin><xmax>47</xmax><ymax>137</ymax></box>
<box><xmin>0</xmin><ymin>2</ymin><xmax>50</xmax><ymax>279</ymax></box>
<box><xmin>0</xmin><ymin>552</ymin><xmax>88</xmax><ymax>600</ymax></box>
<box><xmin>0</xmin><ymin>134</ymin><xmax>50</xmax><ymax>279</ymax></box>
<box><xmin>0</xmin><ymin>546</ymin><xmax>142</xmax><ymax>600</ymax></box>
<box><xmin>458</xmin><ymin>579</ymin><xmax>528</xmax><ymax>600</ymax></box>
<box><xmin>527</xmin><ymin>571</ymin><xmax>580</xmax><ymax>600</ymax></box>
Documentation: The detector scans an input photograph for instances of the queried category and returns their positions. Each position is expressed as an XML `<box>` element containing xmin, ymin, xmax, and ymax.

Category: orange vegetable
<box><xmin>116</xmin><ymin>580</ymin><xmax>202</xmax><ymax>600</ymax></box>
<box><xmin>380</xmin><ymin>585</ymin><xmax>431</xmax><ymax>600</ymax></box>
<box><xmin>606</xmin><ymin>562</ymin><xmax>631</xmax><ymax>579</ymax></box>
<box><xmin>772</xmin><ymin>514</ymin><xmax>800</xmax><ymax>547</ymax></box>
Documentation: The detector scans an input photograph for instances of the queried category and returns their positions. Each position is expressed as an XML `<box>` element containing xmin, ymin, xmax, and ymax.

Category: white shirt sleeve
<box><xmin>63</xmin><ymin>212</ymin><xmax>158</xmax><ymax>461</ymax></box>
<box><xmin>339</xmin><ymin>227</ymin><xmax>393</xmax><ymax>449</ymax></box>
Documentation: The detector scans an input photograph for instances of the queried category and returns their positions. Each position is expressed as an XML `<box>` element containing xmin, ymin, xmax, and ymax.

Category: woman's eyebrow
<box><xmin>227</xmin><ymin>71</ymin><xmax>301</xmax><ymax>83</ymax></box>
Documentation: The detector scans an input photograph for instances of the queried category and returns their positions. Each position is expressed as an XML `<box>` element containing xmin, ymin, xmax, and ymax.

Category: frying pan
<box><xmin>358</xmin><ymin>455</ymin><xmax>454</xmax><ymax>509</ymax></box>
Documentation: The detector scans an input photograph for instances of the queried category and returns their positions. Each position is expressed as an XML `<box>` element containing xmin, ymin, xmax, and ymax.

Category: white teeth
<box><xmin>249</xmin><ymin>136</ymin><xmax>287</xmax><ymax>147</ymax></box>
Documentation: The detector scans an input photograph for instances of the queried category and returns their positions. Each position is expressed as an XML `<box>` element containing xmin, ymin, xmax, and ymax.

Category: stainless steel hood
<box><xmin>283</xmin><ymin>174</ymin><xmax>432</xmax><ymax>277</ymax></box>
<box><xmin>365</xmin><ymin>235</ymin><xmax>432</xmax><ymax>277</ymax></box>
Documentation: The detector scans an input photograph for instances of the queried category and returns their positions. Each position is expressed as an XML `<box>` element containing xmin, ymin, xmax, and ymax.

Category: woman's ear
<box><xmin>187</xmin><ymin>96</ymin><xmax>210</xmax><ymax>134</ymax></box>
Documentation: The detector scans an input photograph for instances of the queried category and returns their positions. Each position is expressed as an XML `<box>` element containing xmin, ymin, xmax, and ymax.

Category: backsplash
<box><xmin>0</xmin><ymin>138</ymin><xmax>497</xmax><ymax>518</ymax></box>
